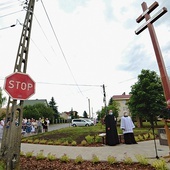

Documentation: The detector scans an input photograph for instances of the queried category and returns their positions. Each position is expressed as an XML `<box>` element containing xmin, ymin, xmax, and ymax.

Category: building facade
<box><xmin>112</xmin><ymin>93</ymin><xmax>131</xmax><ymax>120</ymax></box>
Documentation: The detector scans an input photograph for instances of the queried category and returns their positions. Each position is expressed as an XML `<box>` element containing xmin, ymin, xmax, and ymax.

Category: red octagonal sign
<box><xmin>4</xmin><ymin>72</ymin><xmax>35</xmax><ymax>100</ymax></box>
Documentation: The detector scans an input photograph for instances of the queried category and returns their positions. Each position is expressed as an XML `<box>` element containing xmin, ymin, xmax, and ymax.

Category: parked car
<box><xmin>82</xmin><ymin>118</ymin><xmax>94</xmax><ymax>126</ymax></box>
<box><xmin>71</xmin><ymin>118</ymin><xmax>92</xmax><ymax>127</ymax></box>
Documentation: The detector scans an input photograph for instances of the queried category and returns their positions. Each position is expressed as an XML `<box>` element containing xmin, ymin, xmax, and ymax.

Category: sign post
<box><xmin>0</xmin><ymin>1</ymin><xmax>36</xmax><ymax>169</ymax></box>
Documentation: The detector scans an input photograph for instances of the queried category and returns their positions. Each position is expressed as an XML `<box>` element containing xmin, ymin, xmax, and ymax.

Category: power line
<box><xmin>39</xmin><ymin>0</ymin><xmax>84</xmax><ymax>96</ymax></box>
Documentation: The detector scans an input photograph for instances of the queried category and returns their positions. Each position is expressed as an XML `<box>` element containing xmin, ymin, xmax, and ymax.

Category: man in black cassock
<box><xmin>105</xmin><ymin>110</ymin><xmax>120</xmax><ymax>146</ymax></box>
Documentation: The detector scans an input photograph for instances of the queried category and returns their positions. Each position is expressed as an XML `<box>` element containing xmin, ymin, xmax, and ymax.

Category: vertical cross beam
<box><xmin>0</xmin><ymin>0</ymin><xmax>35</xmax><ymax>169</ymax></box>
<box><xmin>135</xmin><ymin>1</ymin><xmax>169</xmax><ymax>101</ymax></box>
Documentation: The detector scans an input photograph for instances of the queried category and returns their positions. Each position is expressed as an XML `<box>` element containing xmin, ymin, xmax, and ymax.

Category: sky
<box><xmin>0</xmin><ymin>0</ymin><xmax>170</xmax><ymax>117</ymax></box>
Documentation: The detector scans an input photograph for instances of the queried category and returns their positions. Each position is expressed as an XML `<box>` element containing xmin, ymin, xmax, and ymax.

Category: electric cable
<box><xmin>39</xmin><ymin>0</ymin><xmax>84</xmax><ymax>96</ymax></box>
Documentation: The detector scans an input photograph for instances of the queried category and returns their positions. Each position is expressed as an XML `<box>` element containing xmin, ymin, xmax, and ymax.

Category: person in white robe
<box><xmin>120</xmin><ymin>112</ymin><xmax>137</xmax><ymax>144</ymax></box>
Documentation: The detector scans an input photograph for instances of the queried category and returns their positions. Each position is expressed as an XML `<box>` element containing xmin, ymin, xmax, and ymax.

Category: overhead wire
<box><xmin>31</xmin><ymin>13</ymin><xmax>59</xmax><ymax>62</ymax></box>
<box><xmin>39</xmin><ymin>0</ymin><xmax>84</xmax><ymax>96</ymax></box>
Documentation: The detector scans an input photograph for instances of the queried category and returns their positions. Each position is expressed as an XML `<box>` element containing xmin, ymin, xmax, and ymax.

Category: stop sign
<box><xmin>4</xmin><ymin>72</ymin><xmax>35</xmax><ymax>100</ymax></box>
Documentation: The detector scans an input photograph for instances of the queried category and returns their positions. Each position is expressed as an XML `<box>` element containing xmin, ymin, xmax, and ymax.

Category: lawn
<box><xmin>21</xmin><ymin>121</ymin><xmax>166</xmax><ymax>145</ymax></box>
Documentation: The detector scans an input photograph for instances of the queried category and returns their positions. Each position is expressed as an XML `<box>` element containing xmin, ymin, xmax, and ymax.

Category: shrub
<box><xmin>21</xmin><ymin>138</ymin><xmax>27</xmax><ymax>143</ymax></box>
<box><xmin>135</xmin><ymin>136</ymin><xmax>140</xmax><ymax>142</ymax></box>
<box><xmin>123</xmin><ymin>153</ymin><xmax>133</xmax><ymax>164</ymax></box>
<box><xmin>20</xmin><ymin>151</ymin><xmax>24</xmax><ymax>156</ymax></box>
<box><xmin>135</xmin><ymin>154</ymin><xmax>149</xmax><ymax>165</ymax></box>
<box><xmin>47</xmin><ymin>141</ymin><xmax>54</xmax><ymax>145</ymax></box>
<box><xmin>74</xmin><ymin>155</ymin><xmax>84</xmax><ymax>164</ymax></box>
<box><xmin>39</xmin><ymin>139</ymin><xmax>47</xmax><ymax>144</ymax></box>
<box><xmin>54</xmin><ymin>140</ymin><xmax>62</xmax><ymax>145</ymax></box>
<box><xmin>107</xmin><ymin>155</ymin><xmax>117</xmax><ymax>164</ymax></box>
<box><xmin>27</xmin><ymin>139</ymin><xmax>33</xmax><ymax>143</ymax></box>
<box><xmin>62</xmin><ymin>141</ymin><xmax>69</xmax><ymax>146</ymax></box>
<box><xmin>81</xmin><ymin>140</ymin><xmax>87</xmax><ymax>146</ymax></box>
<box><xmin>95</xmin><ymin>135</ymin><xmax>102</xmax><ymax>143</ymax></box>
<box><xmin>47</xmin><ymin>153</ymin><xmax>56</xmax><ymax>161</ymax></box>
<box><xmin>25</xmin><ymin>151</ymin><xmax>34</xmax><ymax>158</ymax></box>
<box><xmin>36</xmin><ymin>150</ymin><xmax>46</xmax><ymax>160</ymax></box>
<box><xmin>33</xmin><ymin>139</ymin><xmax>40</xmax><ymax>144</ymax></box>
<box><xmin>85</xmin><ymin>135</ymin><xmax>94</xmax><ymax>144</ymax></box>
<box><xmin>91</xmin><ymin>154</ymin><xmax>100</xmax><ymax>164</ymax></box>
<box><xmin>143</xmin><ymin>133</ymin><xmax>149</xmax><ymax>140</ymax></box>
<box><xmin>71</xmin><ymin>141</ymin><xmax>77</xmax><ymax>146</ymax></box>
<box><xmin>152</xmin><ymin>159</ymin><xmax>168</xmax><ymax>170</ymax></box>
<box><xmin>60</xmin><ymin>154</ymin><xmax>70</xmax><ymax>163</ymax></box>
<box><xmin>138</xmin><ymin>135</ymin><xmax>144</xmax><ymax>141</ymax></box>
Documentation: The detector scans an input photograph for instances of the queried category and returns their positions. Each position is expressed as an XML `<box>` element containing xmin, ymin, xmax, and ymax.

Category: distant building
<box><xmin>23</xmin><ymin>99</ymin><xmax>48</xmax><ymax>107</ymax></box>
<box><xmin>112</xmin><ymin>93</ymin><xmax>131</xmax><ymax>120</ymax></box>
<box><xmin>60</xmin><ymin>112</ymin><xmax>70</xmax><ymax>120</ymax></box>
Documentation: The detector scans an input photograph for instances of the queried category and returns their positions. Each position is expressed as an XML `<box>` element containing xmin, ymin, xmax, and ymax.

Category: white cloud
<box><xmin>0</xmin><ymin>0</ymin><xmax>170</xmax><ymax>116</ymax></box>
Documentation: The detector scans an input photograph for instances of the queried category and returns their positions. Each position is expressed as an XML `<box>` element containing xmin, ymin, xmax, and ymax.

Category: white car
<box><xmin>71</xmin><ymin>119</ymin><xmax>92</xmax><ymax>127</ymax></box>
<box><xmin>82</xmin><ymin>119</ymin><xmax>94</xmax><ymax>126</ymax></box>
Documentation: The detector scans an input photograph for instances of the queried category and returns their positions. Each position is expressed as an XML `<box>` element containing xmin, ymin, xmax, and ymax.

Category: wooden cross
<box><xmin>135</xmin><ymin>1</ymin><xmax>170</xmax><ymax>155</ymax></box>
<box><xmin>135</xmin><ymin>1</ymin><xmax>169</xmax><ymax>100</ymax></box>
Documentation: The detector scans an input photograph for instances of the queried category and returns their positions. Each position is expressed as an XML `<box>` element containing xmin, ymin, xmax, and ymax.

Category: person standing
<box><xmin>120</xmin><ymin>112</ymin><xmax>137</xmax><ymax>144</ymax></box>
<box><xmin>37</xmin><ymin>118</ymin><xmax>43</xmax><ymax>133</ymax></box>
<box><xmin>42</xmin><ymin>118</ymin><xmax>48</xmax><ymax>132</ymax></box>
<box><xmin>25</xmin><ymin>119</ymin><xmax>32</xmax><ymax>136</ymax></box>
<box><xmin>105</xmin><ymin>110</ymin><xmax>120</xmax><ymax>146</ymax></box>
<box><xmin>0</xmin><ymin>118</ymin><xmax>5</xmax><ymax>139</ymax></box>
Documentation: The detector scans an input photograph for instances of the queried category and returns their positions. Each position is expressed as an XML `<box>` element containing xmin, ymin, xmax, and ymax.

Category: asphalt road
<box><xmin>48</xmin><ymin>123</ymin><xmax>71</xmax><ymax>131</ymax></box>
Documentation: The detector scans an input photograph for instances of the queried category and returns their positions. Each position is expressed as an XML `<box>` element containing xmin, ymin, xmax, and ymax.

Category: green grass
<box><xmin>22</xmin><ymin>121</ymin><xmax>167</xmax><ymax>144</ymax></box>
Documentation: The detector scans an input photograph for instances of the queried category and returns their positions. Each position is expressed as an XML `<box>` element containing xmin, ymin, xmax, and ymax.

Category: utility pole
<box><xmin>0</xmin><ymin>0</ymin><xmax>35</xmax><ymax>169</ymax></box>
<box><xmin>88</xmin><ymin>98</ymin><xmax>91</xmax><ymax>118</ymax></box>
<box><xmin>102</xmin><ymin>84</ymin><xmax>107</xmax><ymax>115</ymax></box>
<box><xmin>135</xmin><ymin>1</ymin><xmax>169</xmax><ymax>157</ymax></box>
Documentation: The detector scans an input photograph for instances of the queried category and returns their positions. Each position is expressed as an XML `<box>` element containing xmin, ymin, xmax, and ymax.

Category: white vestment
<box><xmin>120</xmin><ymin>116</ymin><xmax>135</xmax><ymax>134</ymax></box>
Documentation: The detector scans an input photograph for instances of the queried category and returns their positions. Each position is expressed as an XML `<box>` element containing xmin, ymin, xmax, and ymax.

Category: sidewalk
<box><xmin>20</xmin><ymin>140</ymin><xmax>170</xmax><ymax>168</ymax></box>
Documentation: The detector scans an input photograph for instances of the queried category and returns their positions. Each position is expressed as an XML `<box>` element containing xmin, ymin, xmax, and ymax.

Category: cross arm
<box><xmin>136</xmin><ymin>1</ymin><xmax>159</xmax><ymax>23</ymax></box>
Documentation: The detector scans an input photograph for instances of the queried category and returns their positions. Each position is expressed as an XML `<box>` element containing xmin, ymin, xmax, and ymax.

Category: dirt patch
<box><xmin>20</xmin><ymin>156</ymin><xmax>155</xmax><ymax>170</ymax></box>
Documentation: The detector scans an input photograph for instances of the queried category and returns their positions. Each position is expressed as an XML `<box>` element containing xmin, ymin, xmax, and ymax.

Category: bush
<box><xmin>85</xmin><ymin>135</ymin><xmax>94</xmax><ymax>144</ymax></box>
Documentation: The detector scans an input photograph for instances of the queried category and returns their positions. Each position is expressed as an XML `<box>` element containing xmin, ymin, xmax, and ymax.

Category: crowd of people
<box><xmin>22</xmin><ymin>117</ymin><xmax>50</xmax><ymax>136</ymax></box>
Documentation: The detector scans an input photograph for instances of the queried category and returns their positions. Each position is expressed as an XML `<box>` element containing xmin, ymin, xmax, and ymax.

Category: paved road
<box><xmin>48</xmin><ymin>123</ymin><xmax>70</xmax><ymax>131</ymax></box>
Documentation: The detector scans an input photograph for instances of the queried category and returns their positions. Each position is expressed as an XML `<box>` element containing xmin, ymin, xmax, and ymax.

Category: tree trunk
<box><xmin>136</xmin><ymin>115</ymin><xmax>143</xmax><ymax>128</ymax></box>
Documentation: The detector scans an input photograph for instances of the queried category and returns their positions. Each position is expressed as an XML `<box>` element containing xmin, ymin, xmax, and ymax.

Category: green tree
<box><xmin>0</xmin><ymin>87</ymin><xmax>6</xmax><ymax>107</ymax></box>
<box><xmin>23</xmin><ymin>103</ymin><xmax>54</xmax><ymax>122</ymax></box>
<box><xmin>49</xmin><ymin>97</ymin><xmax>60</xmax><ymax>120</ymax></box>
<box><xmin>83</xmin><ymin>111</ymin><xmax>88</xmax><ymax>118</ymax></box>
<box><xmin>127</xmin><ymin>69</ymin><xmax>166</xmax><ymax>127</ymax></box>
<box><xmin>108</xmin><ymin>97</ymin><xmax>120</xmax><ymax>119</ymax></box>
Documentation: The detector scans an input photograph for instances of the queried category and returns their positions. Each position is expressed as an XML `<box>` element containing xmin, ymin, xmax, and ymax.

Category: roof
<box><xmin>112</xmin><ymin>94</ymin><xmax>131</xmax><ymax>100</ymax></box>
<box><xmin>23</xmin><ymin>99</ymin><xmax>48</xmax><ymax>107</ymax></box>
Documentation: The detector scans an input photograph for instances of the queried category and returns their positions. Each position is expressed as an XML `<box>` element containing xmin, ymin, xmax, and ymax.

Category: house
<box><xmin>112</xmin><ymin>93</ymin><xmax>131</xmax><ymax>120</ymax></box>
<box><xmin>23</xmin><ymin>99</ymin><xmax>48</xmax><ymax>107</ymax></box>
<box><xmin>60</xmin><ymin>112</ymin><xmax>70</xmax><ymax>120</ymax></box>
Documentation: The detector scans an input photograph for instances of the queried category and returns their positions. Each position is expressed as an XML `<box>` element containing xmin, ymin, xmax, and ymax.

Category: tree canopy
<box><xmin>0</xmin><ymin>87</ymin><xmax>6</xmax><ymax>108</ymax></box>
<box><xmin>23</xmin><ymin>103</ymin><xmax>54</xmax><ymax>121</ymax></box>
<box><xmin>48</xmin><ymin>97</ymin><xmax>59</xmax><ymax>120</ymax></box>
<box><xmin>127</xmin><ymin>69</ymin><xmax>166</xmax><ymax>125</ymax></box>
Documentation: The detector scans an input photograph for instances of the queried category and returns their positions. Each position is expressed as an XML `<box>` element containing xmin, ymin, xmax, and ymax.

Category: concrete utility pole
<box><xmin>135</xmin><ymin>1</ymin><xmax>169</xmax><ymax>100</ymax></box>
<box><xmin>0</xmin><ymin>0</ymin><xmax>35</xmax><ymax>169</ymax></box>
<box><xmin>88</xmin><ymin>98</ymin><xmax>91</xmax><ymax>118</ymax></box>
<box><xmin>102</xmin><ymin>84</ymin><xmax>107</xmax><ymax>115</ymax></box>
